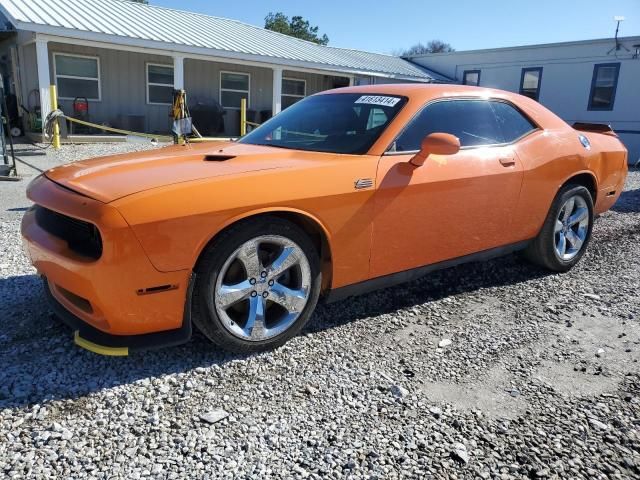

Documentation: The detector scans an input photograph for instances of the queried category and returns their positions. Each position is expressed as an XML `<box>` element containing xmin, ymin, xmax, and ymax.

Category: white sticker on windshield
<box><xmin>354</xmin><ymin>95</ymin><xmax>401</xmax><ymax>107</ymax></box>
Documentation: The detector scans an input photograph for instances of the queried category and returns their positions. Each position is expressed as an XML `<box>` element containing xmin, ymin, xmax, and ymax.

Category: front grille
<box><xmin>34</xmin><ymin>205</ymin><xmax>103</xmax><ymax>260</ymax></box>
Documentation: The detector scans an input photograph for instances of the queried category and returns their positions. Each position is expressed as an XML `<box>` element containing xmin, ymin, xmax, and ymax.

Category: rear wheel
<box><xmin>522</xmin><ymin>184</ymin><xmax>594</xmax><ymax>272</ymax></box>
<box><xmin>192</xmin><ymin>217</ymin><xmax>321</xmax><ymax>353</ymax></box>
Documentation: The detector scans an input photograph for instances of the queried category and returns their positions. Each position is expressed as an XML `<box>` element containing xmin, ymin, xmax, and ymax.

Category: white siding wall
<box><xmin>18</xmin><ymin>43</ymin><xmax>350</xmax><ymax>137</ymax></box>
<box><xmin>411</xmin><ymin>37</ymin><xmax>640</xmax><ymax>163</ymax></box>
<box><xmin>46</xmin><ymin>43</ymin><xmax>175</xmax><ymax>133</ymax></box>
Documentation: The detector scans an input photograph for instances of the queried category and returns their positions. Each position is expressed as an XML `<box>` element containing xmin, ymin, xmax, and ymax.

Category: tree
<box><xmin>399</xmin><ymin>40</ymin><xmax>455</xmax><ymax>56</ymax></box>
<box><xmin>265</xmin><ymin>12</ymin><xmax>329</xmax><ymax>46</ymax></box>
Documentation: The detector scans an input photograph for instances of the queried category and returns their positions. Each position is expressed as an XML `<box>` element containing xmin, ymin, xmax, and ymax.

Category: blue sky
<box><xmin>150</xmin><ymin>0</ymin><xmax>640</xmax><ymax>54</ymax></box>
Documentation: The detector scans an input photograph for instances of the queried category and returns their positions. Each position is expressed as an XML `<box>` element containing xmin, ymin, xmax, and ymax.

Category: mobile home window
<box><xmin>147</xmin><ymin>64</ymin><xmax>174</xmax><ymax>105</ymax></box>
<box><xmin>220</xmin><ymin>72</ymin><xmax>250</xmax><ymax>109</ymax></box>
<box><xmin>462</xmin><ymin>70</ymin><xmax>480</xmax><ymax>86</ymax></box>
<box><xmin>519</xmin><ymin>67</ymin><xmax>542</xmax><ymax>100</ymax></box>
<box><xmin>54</xmin><ymin>54</ymin><xmax>100</xmax><ymax>100</ymax></box>
<box><xmin>281</xmin><ymin>78</ymin><xmax>306</xmax><ymax>109</ymax></box>
<box><xmin>588</xmin><ymin>63</ymin><xmax>620</xmax><ymax>111</ymax></box>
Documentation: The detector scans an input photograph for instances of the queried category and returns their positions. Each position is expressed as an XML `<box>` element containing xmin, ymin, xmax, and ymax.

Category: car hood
<box><xmin>44</xmin><ymin>142</ymin><xmax>307</xmax><ymax>203</ymax></box>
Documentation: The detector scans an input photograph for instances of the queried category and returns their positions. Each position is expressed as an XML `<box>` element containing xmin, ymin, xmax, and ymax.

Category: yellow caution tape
<box><xmin>64</xmin><ymin>116</ymin><xmax>173</xmax><ymax>142</ymax></box>
<box><xmin>73</xmin><ymin>331</ymin><xmax>129</xmax><ymax>356</ymax></box>
<box><xmin>61</xmin><ymin>113</ymin><xmax>239</xmax><ymax>145</ymax></box>
<box><xmin>188</xmin><ymin>137</ymin><xmax>233</xmax><ymax>143</ymax></box>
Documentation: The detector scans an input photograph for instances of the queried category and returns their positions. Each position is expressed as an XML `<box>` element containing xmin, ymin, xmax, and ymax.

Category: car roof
<box><xmin>318</xmin><ymin>83</ymin><xmax>568</xmax><ymax>131</ymax></box>
<box><xmin>320</xmin><ymin>83</ymin><xmax>518</xmax><ymax>102</ymax></box>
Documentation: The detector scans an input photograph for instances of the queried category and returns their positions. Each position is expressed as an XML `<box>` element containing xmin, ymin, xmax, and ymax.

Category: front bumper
<box><xmin>43</xmin><ymin>275</ymin><xmax>194</xmax><ymax>354</ymax></box>
<box><xmin>21</xmin><ymin>175</ymin><xmax>194</xmax><ymax>352</ymax></box>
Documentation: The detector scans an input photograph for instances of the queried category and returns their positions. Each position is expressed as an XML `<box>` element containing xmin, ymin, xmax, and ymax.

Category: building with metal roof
<box><xmin>0</xmin><ymin>0</ymin><xmax>450</xmax><ymax>137</ymax></box>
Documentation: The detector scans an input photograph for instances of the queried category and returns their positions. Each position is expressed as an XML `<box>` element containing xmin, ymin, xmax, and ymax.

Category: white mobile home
<box><xmin>409</xmin><ymin>36</ymin><xmax>640</xmax><ymax>164</ymax></box>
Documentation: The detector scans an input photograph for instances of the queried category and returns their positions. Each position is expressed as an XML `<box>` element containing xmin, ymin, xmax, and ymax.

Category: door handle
<box><xmin>499</xmin><ymin>157</ymin><xmax>516</xmax><ymax>167</ymax></box>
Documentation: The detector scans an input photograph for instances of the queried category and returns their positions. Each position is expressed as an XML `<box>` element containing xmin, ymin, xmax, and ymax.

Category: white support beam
<box><xmin>272</xmin><ymin>66</ymin><xmax>283</xmax><ymax>115</ymax></box>
<box><xmin>35</xmin><ymin>38</ymin><xmax>51</xmax><ymax>136</ymax></box>
<box><xmin>173</xmin><ymin>55</ymin><xmax>185</xmax><ymax>90</ymax></box>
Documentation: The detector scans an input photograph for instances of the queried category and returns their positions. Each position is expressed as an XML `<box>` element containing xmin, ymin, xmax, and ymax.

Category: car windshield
<box><xmin>239</xmin><ymin>93</ymin><xmax>407</xmax><ymax>155</ymax></box>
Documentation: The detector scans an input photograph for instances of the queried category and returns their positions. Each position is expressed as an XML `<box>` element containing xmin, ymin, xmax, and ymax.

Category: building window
<box><xmin>54</xmin><ymin>53</ymin><xmax>100</xmax><ymax>101</ymax></box>
<box><xmin>462</xmin><ymin>70</ymin><xmax>480</xmax><ymax>86</ymax></box>
<box><xmin>519</xmin><ymin>67</ymin><xmax>542</xmax><ymax>100</ymax></box>
<box><xmin>354</xmin><ymin>76</ymin><xmax>373</xmax><ymax>86</ymax></box>
<box><xmin>281</xmin><ymin>77</ymin><xmax>306</xmax><ymax>109</ymax></box>
<box><xmin>147</xmin><ymin>63</ymin><xmax>174</xmax><ymax>105</ymax></box>
<box><xmin>588</xmin><ymin>63</ymin><xmax>620</xmax><ymax>111</ymax></box>
<box><xmin>220</xmin><ymin>72</ymin><xmax>250</xmax><ymax>109</ymax></box>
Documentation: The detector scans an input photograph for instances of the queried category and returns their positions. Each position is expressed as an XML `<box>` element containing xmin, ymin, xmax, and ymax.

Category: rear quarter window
<box><xmin>490</xmin><ymin>101</ymin><xmax>537</xmax><ymax>143</ymax></box>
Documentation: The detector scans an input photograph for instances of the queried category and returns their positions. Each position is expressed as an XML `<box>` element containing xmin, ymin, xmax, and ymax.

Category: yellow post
<box><xmin>240</xmin><ymin>97</ymin><xmax>247</xmax><ymax>136</ymax></box>
<box><xmin>49</xmin><ymin>84</ymin><xmax>61</xmax><ymax>150</ymax></box>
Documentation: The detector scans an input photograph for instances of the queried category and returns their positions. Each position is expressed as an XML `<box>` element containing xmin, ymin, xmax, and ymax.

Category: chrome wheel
<box><xmin>214</xmin><ymin>235</ymin><xmax>312</xmax><ymax>342</ymax></box>
<box><xmin>554</xmin><ymin>195</ymin><xmax>590</xmax><ymax>261</ymax></box>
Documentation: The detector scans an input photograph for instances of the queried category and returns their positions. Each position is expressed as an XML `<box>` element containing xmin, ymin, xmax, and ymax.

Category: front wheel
<box><xmin>192</xmin><ymin>217</ymin><xmax>321</xmax><ymax>353</ymax></box>
<box><xmin>522</xmin><ymin>184</ymin><xmax>594</xmax><ymax>272</ymax></box>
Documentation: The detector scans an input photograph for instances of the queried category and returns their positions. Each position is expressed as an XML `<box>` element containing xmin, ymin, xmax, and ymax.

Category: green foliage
<box><xmin>264</xmin><ymin>12</ymin><xmax>329</xmax><ymax>46</ymax></box>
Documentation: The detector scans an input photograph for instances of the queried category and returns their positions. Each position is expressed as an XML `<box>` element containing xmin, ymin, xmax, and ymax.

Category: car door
<box><xmin>370</xmin><ymin>98</ymin><xmax>533</xmax><ymax>279</ymax></box>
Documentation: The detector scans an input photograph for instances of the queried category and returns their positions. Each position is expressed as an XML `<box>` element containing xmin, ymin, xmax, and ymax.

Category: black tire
<box><xmin>192</xmin><ymin>216</ymin><xmax>321</xmax><ymax>353</ymax></box>
<box><xmin>522</xmin><ymin>184</ymin><xmax>594</xmax><ymax>272</ymax></box>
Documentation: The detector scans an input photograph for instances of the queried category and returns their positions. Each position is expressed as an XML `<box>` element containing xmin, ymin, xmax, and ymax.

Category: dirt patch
<box><xmin>532</xmin><ymin>360</ymin><xmax>620</xmax><ymax>397</ymax></box>
<box><xmin>559</xmin><ymin>311</ymin><xmax>640</xmax><ymax>375</ymax></box>
<box><xmin>420</xmin><ymin>365</ymin><xmax>527</xmax><ymax>420</ymax></box>
<box><xmin>417</xmin><ymin>311</ymin><xmax>638</xmax><ymax>419</ymax></box>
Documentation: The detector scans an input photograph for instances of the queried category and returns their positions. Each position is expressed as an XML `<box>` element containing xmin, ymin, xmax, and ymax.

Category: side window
<box><xmin>490</xmin><ymin>101</ymin><xmax>537</xmax><ymax>143</ymax></box>
<box><xmin>394</xmin><ymin>100</ymin><xmax>503</xmax><ymax>151</ymax></box>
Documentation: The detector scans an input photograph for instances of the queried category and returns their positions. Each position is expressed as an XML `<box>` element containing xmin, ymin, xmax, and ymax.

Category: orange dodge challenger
<box><xmin>22</xmin><ymin>85</ymin><xmax>628</xmax><ymax>355</ymax></box>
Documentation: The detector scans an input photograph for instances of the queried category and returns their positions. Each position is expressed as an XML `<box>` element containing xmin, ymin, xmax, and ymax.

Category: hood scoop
<box><xmin>204</xmin><ymin>154</ymin><xmax>236</xmax><ymax>162</ymax></box>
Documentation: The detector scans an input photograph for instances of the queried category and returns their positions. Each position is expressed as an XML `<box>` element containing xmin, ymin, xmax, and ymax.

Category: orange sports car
<box><xmin>22</xmin><ymin>84</ymin><xmax>628</xmax><ymax>355</ymax></box>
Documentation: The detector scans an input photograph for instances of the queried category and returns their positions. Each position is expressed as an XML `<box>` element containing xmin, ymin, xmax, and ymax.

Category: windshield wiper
<box><xmin>252</xmin><ymin>143</ymin><xmax>301</xmax><ymax>151</ymax></box>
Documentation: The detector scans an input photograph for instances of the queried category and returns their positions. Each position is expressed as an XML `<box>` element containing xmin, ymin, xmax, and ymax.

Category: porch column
<box><xmin>272</xmin><ymin>66</ymin><xmax>283</xmax><ymax>115</ymax></box>
<box><xmin>348</xmin><ymin>76</ymin><xmax>354</xmax><ymax>86</ymax></box>
<box><xmin>173</xmin><ymin>55</ymin><xmax>184</xmax><ymax>90</ymax></box>
<box><xmin>35</xmin><ymin>38</ymin><xmax>51</xmax><ymax>135</ymax></box>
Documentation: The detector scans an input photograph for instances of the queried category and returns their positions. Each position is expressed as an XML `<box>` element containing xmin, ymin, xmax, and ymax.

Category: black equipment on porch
<box><xmin>5</xmin><ymin>94</ymin><xmax>21</xmax><ymax>137</ymax></box>
<box><xmin>189</xmin><ymin>97</ymin><xmax>226</xmax><ymax>136</ymax></box>
<box><xmin>71</xmin><ymin>96</ymin><xmax>90</xmax><ymax>134</ymax></box>
<box><xmin>0</xmin><ymin>73</ymin><xmax>18</xmax><ymax>180</ymax></box>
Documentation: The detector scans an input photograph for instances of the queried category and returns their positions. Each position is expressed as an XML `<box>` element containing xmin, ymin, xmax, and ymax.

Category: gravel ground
<box><xmin>1</xmin><ymin>142</ymin><xmax>639</xmax><ymax>479</ymax></box>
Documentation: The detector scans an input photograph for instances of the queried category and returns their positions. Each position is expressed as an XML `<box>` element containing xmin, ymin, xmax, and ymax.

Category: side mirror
<box><xmin>410</xmin><ymin>133</ymin><xmax>460</xmax><ymax>167</ymax></box>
